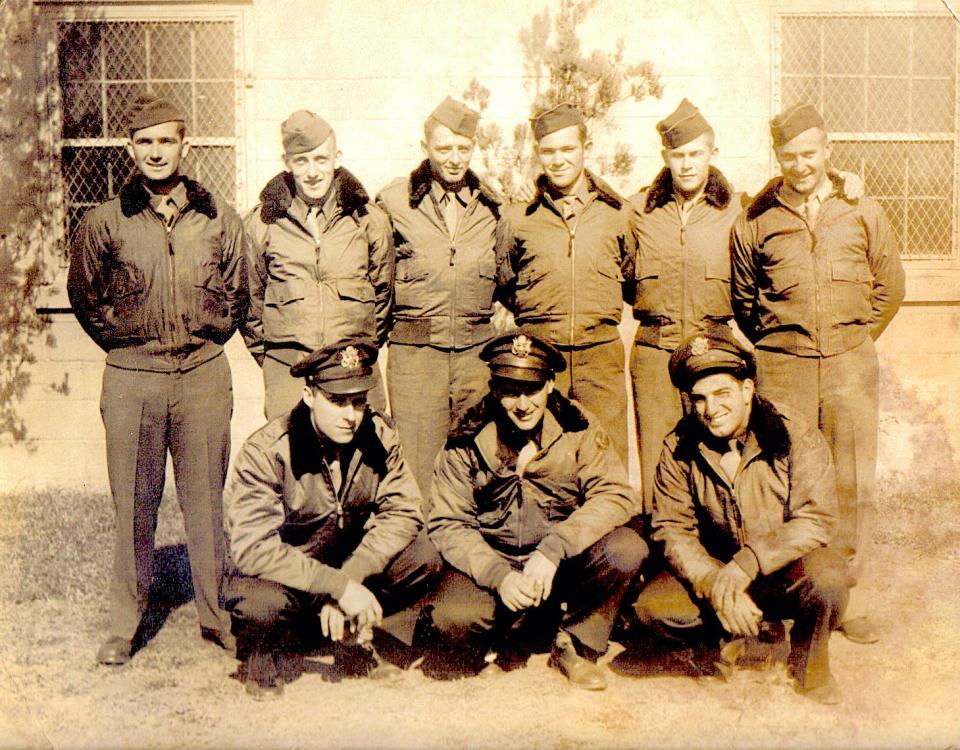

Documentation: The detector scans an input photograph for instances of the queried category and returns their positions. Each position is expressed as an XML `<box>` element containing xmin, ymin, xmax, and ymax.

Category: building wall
<box><xmin>1</xmin><ymin>0</ymin><xmax>957</xmax><ymax>489</ymax></box>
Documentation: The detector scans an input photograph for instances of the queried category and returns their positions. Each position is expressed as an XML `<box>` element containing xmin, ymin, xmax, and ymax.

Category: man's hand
<box><xmin>714</xmin><ymin>591</ymin><xmax>763</xmax><ymax>638</ymax></box>
<box><xmin>833</xmin><ymin>168</ymin><xmax>864</xmax><ymax>200</ymax></box>
<box><xmin>514</xmin><ymin>178</ymin><xmax>537</xmax><ymax>203</ymax></box>
<box><xmin>337</xmin><ymin>579</ymin><xmax>383</xmax><ymax>630</ymax></box>
<box><xmin>320</xmin><ymin>602</ymin><xmax>347</xmax><ymax>642</ymax></box>
<box><xmin>498</xmin><ymin>571</ymin><xmax>538</xmax><ymax>612</ymax></box>
<box><xmin>710</xmin><ymin>560</ymin><xmax>752</xmax><ymax>614</ymax></box>
<box><xmin>521</xmin><ymin>551</ymin><xmax>558</xmax><ymax>607</ymax></box>
<box><xmin>491</xmin><ymin>302</ymin><xmax>516</xmax><ymax>334</ymax></box>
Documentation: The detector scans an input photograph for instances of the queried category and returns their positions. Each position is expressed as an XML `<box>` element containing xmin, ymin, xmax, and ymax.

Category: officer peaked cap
<box><xmin>291</xmin><ymin>338</ymin><xmax>379</xmax><ymax>394</ymax></box>
<box><xmin>481</xmin><ymin>330</ymin><xmax>566</xmax><ymax>383</ymax></box>
<box><xmin>668</xmin><ymin>325</ymin><xmax>756</xmax><ymax>392</ymax></box>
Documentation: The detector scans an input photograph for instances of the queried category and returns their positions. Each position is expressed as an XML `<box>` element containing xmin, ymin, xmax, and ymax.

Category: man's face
<box><xmin>125</xmin><ymin>120</ymin><xmax>188</xmax><ymax>184</ymax></box>
<box><xmin>775</xmin><ymin>127</ymin><xmax>831</xmax><ymax>197</ymax></box>
<box><xmin>302</xmin><ymin>386</ymin><xmax>367</xmax><ymax>444</ymax></box>
<box><xmin>423</xmin><ymin>124</ymin><xmax>475</xmax><ymax>186</ymax></box>
<box><xmin>284</xmin><ymin>134</ymin><xmax>339</xmax><ymax>202</ymax></box>
<box><xmin>690</xmin><ymin>373</ymin><xmax>753</xmax><ymax>441</ymax></box>
<box><xmin>662</xmin><ymin>131</ymin><xmax>716</xmax><ymax>198</ymax></box>
<box><xmin>493</xmin><ymin>377</ymin><xmax>555</xmax><ymax>433</ymax></box>
<box><xmin>536</xmin><ymin>125</ymin><xmax>589</xmax><ymax>192</ymax></box>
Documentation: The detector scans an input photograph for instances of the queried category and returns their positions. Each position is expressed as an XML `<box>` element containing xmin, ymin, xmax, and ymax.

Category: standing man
<box><xmin>429</xmin><ymin>331</ymin><xmax>646</xmax><ymax>691</ymax></box>
<box><xmin>224</xmin><ymin>339</ymin><xmax>442</xmax><ymax>698</ymax></box>
<box><xmin>242</xmin><ymin>110</ymin><xmax>394</xmax><ymax>419</ymax></box>
<box><xmin>496</xmin><ymin>103</ymin><xmax>637</xmax><ymax>465</ymax></box>
<box><xmin>376</xmin><ymin>96</ymin><xmax>503</xmax><ymax>497</ymax></box>
<box><xmin>634</xmin><ymin>327</ymin><xmax>849</xmax><ymax>704</ymax></box>
<box><xmin>68</xmin><ymin>94</ymin><xmax>249</xmax><ymax>665</ymax></box>
<box><xmin>731</xmin><ymin>104</ymin><xmax>905</xmax><ymax>643</ymax></box>
<box><xmin>629</xmin><ymin>99</ymin><xmax>746</xmax><ymax>514</ymax></box>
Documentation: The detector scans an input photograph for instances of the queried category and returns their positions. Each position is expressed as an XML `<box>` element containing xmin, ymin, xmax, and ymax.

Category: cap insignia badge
<box><xmin>511</xmin><ymin>334</ymin><xmax>532</xmax><ymax>358</ymax></box>
<box><xmin>690</xmin><ymin>337</ymin><xmax>710</xmax><ymax>356</ymax></box>
<box><xmin>339</xmin><ymin>346</ymin><xmax>361</xmax><ymax>370</ymax></box>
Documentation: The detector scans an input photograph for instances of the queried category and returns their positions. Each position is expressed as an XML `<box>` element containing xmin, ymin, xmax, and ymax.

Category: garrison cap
<box><xmin>427</xmin><ymin>96</ymin><xmax>480</xmax><ymax>138</ymax></box>
<box><xmin>657</xmin><ymin>98</ymin><xmax>713</xmax><ymax>149</ymax></box>
<box><xmin>126</xmin><ymin>94</ymin><xmax>185</xmax><ymax>135</ymax></box>
<box><xmin>531</xmin><ymin>102</ymin><xmax>584</xmax><ymax>140</ymax></box>
<box><xmin>668</xmin><ymin>325</ymin><xmax>756</xmax><ymax>392</ymax></box>
<box><xmin>481</xmin><ymin>330</ymin><xmax>566</xmax><ymax>383</ymax></box>
<box><xmin>770</xmin><ymin>103</ymin><xmax>825</xmax><ymax>148</ymax></box>
<box><xmin>282</xmin><ymin>110</ymin><xmax>334</xmax><ymax>155</ymax></box>
<box><xmin>290</xmin><ymin>338</ymin><xmax>379</xmax><ymax>394</ymax></box>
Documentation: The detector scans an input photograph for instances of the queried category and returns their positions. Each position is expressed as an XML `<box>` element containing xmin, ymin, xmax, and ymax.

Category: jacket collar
<box><xmin>119</xmin><ymin>175</ymin><xmax>217</xmax><ymax>219</ymax></box>
<box><xmin>745</xmin><ymin>173</ymin><xmax>851</xmax><ymax>221</ymax></box>
<box><xmin>674</xmin><ymin>395</ymin><xmax>791</xmax><ymax>464</ymax></box>
<box><xmin>287</xmin><ymin>401</ymin><xmax>387</xmax><ymax>481</ymax></box>
<box><xmin>526</xmin><ymin>169</ymin><xmax>624</xmax><ymax>216</ymax></box>
<box><xmin>259</xmin><ymin>167</ymin><xmax>371</xmax><ymax>225</ymax></box>
<box><xmin>643</xmin><ymin>166</ymin><xmax>733</xmax><ymax>214</ymax></box>
<box><xmin>407</xmin><ymin>159</ymin><xmax>501</xmax><ymax>218</ymax></box>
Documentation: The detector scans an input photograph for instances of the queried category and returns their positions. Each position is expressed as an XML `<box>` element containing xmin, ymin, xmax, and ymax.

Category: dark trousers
<box><xmin>554</xmin><ymin>338</ymin><xmax>629</xmax><ymax>467</ymax></box>
<box><xmin>225</xmin><ymin>532</ymin><xmax>443</xmax><ymax>660</ymax></box>
<box><xmin>99</xmin><ymin>354</ymin><xmax>232</xmax><ymax>640</ymax></box>
<box><xmin>633</xmin><ymin>548</ymin><xmax>848</xmax><ymax>689</ymax></box>
<box><xmin>387</xmin><ymin>342</ymin><xmax>489</xmax><ymax>501</ymax></box>
<box><xmin>431</xmin><ymin>527</ymin><xmax>647</xmax><ymax>664</ymax></box>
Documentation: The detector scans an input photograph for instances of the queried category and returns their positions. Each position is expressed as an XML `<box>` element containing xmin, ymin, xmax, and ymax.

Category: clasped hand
<box><xmin>320</xmin><ymin>579</ymin><xmax>383</xmax><ymax>642</ymax></box>
<box><xmin>709</xmin><ymin>561</ymin><xmax>762</xmax><ymax>638</ymax></box>
<box><xmin>498</xmin><ymin>551</ymin><xmax>558</xmax><ymax>612</ymax></box>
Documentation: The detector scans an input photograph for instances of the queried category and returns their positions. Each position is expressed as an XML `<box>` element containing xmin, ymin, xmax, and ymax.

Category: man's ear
<box><xmin>742</xmin><ymin>378</ymin><xmax>755</xmax><ymax>401</ymax></box>
<box><xmin>302</xmin><ymin>385</ymin><xmax>315</xmax><ymax>407</ymax></box>
<box><xmin>334</xmin><ymin>149</ymin><xmax>343</xmax><ymax>170</ymax></box>
<box><xmin>420</xmin><ymin>140</ymin><xmax>429</xmax><ymax>158</ymax></box>
<box><xmin>124</xmin><ymin>139</ymin><xmax>135</xmax><ymax>161</ymax></box>
<box><xmin>545</xmin><ymin>379</ymin><xmax>556</xmax><ymax>395</ymax></box>
<box><xmin>583</xmin><ymin>138</ymin><xmax>593</xmax><ymax>153</ymax></box>
<box><xmin>180</xmin><ymin>139</ymin><xmax>191</xmax><ymax>160</ymax></box>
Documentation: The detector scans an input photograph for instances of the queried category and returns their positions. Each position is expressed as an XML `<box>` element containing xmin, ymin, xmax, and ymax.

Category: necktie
<box><xmin>328</xmin><ymin>452</ymin><xmax>342</xmax><ymax>495</ymax></box>
<box><xmin>515</xmin><ymin>440</ymin><xmax>538</xmax><ymax>477</ymax></box>
<box><xmin>803</xmin><ymin>196</ymin><xmax>820</xmax><ymax>228</ymax></box>
<box><xmin>719</xmin><ymin>439</ymin><xmax>741</xmax><ymax>485</ymax></box>
<box><xmin>305</xmin><ymin>206</ymin><xmax>322</xmax><ymax>242</ymax></box>
<box><xmin>442</xmin><ymin>192</ymin><xmax>460</xmax><ymax>238</ymax></box>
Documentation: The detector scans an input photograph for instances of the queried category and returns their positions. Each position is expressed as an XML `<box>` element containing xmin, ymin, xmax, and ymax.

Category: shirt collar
<box><xmin>290</xmin><ymin>185</ymin><xmax>337</xmax><ymax>224</ymax></box>
<box><xmin>431</xmin><ymin>178</ymin><xmax>473</xmax><ymax>206</ymax></box>
<box><xmin>777</xmin><ymin>174</ymin><xmax>834</xmax><ymax>211</ymax></box>
<box><xmin>146</xmin><ymin>181</ymin><xmax>188</xmax><ymax>213</ymax></box>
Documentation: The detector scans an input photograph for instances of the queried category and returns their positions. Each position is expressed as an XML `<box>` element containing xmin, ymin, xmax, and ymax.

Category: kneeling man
<box><xmin>224</xmin><ymin>339</ymin><xmax>441</xmax><ymax>698</ymax></box>
<box><xmin>429</xmin><ymin>331</ymin><xmax>647</xmax><ymax>690</ymax></box>
<box><xmin>634</xmin><ymin>326</ymin><xmax>849</xmax><ymax>703</ymax></box>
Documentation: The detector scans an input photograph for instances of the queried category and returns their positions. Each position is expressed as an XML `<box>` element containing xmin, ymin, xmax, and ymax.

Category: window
<box><xmin>52</xmin><ymin>14</ymin><xmax>244</xmax><ymax>244</ymax></box>
<box><xmin>777</xmin><ymin>14</ymin><xmax>957</xmax><ymax>260</ymax></box>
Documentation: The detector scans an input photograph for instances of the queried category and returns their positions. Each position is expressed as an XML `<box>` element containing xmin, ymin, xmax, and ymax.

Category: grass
<box><xmin>1</xmin><ymin>479</ymin><xmax>959</xmax><ymax>749</ymax></box>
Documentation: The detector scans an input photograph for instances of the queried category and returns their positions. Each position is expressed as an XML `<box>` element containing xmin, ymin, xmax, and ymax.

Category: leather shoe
<box><xmin>363</xmin><ymin>645</ymin><xmax>403</xmax><ymax>682</ymax></box>
<box><xmin>97</xmin><ymin>636</ymin><xmax>133</xmax><ymax>666</ymax></box>
<box><xmin>838</xmin><ymin>616</ymin><xmax>880</xmax><ymax>644</ymax></box>
<box><xmin>201</xmin><ymin>627</ymin><xmax>237</xmax><ymax>655</ymax></box>
<box><xmin>548</xmin><ymin>632</ymin><xmax>607</xmax><ymax>691</ymax></box>
<box><xmin>795</xmin><ymin>675</ymin><xmax>842</xmax><ymax>705</ymax></box>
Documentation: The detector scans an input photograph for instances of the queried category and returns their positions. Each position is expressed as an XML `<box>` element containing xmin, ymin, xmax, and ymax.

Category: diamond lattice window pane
<box><xmin>62</xmin><ymin>81</ymin><xmax>103</xmax><ymax>139</ymax></box>
<box><xmin>58</xmin><ymin>22</ymin><xmax>100</xmax><ymax>81</ymax></box>
<box><xmin>104</xmin><ymin>23</ymin><xmax>146</xmax><ymax>81</ymax></box>
<box><xmin>823</xmin><ymin>19</ymin><xmax>865</xmax><ymax>76</ymax></box>
<box><xmin>182</xmin><ymin>147</ymin><xmax>236</xmax><ymax>200</ymax></box>
<box><xmin>877</xmin><ymin>198</ymin><xmax>906</xmax><ymax>250</ymax></box>
<box><xmin>195</xmin><ymin>23</ymin><xmax>234</xmax><ymax>79</ymax></box>
<box><xmin>195</xmin><ymin>82</ymin><xmax>235</xmax><ymax>137</ymax></box>
<box><xmin>105</xmin><ymin>83</ymin><xmax>142</xmax><ymax>137</ymax></box>
<box><xmin>914</xmin><ymin>18</ymin><xmax>954</xmax><ymax>76</ymax></box>
<box><xmin>867</xmin><ymin>18</ymin><xmax>910</xmax><ymax>76</ymax></box>
<box><xmin>911</xmin><ymin>79</ymin><xmax>953</xmax><ymax>133</ymax></box>
<box><xmin>867</xmin><ymin>79</ymin><xmax>910</xmax><ymax>132</ymax></box>
<box><xmin>781</xmin><ymin>18</ymin><xmax>821</xmax><ymax>75</ymax></box>
<box><xmin>908</xmin><ymin>142</ymin><xmax>952</xmax><ymax>195</ymax></box>
<box><xmin>824</xmin><ymin>77</ymin><xmax>865</xmax><ymax>132</ymax></box>
<box><xmin>908</xmin><ymin>199</ymin><xmax>952</xmax><ymax>256</ymax></box>
<box><xmin>781</xmin><ymin>77</ymin><xmax>820</xmax><ymax>110</ymax></box>
<box><xmin>148</xmin><ymin>24</ymin><xmax>192</xmax><ymax>80</ymax></box>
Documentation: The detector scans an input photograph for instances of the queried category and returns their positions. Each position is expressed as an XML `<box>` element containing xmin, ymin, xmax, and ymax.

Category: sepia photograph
<box><xmin>1</xmin><ymin>0</ymin><xmax>958</xmax><ymax>747</ymax></box>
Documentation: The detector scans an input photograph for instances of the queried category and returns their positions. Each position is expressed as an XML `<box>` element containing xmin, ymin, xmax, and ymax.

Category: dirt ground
<box><xmin>2</xmin><ymin>531</ymin><xmax>959</xmax><ymax>750</ymax></box>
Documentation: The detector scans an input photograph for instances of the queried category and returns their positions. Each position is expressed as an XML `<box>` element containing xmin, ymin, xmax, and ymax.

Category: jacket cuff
<box><xmin>309</xmin><ymin>564</ymin><xmax>351</xmax><ymax>600</ymax></box>
<box><xmin>340</xmin><ymin>553</ymin><xmax>380</xmax><ymax>585</ymax></box>
<box><xmin>733</xmin><ymin>547</ymin><xmax>760</xmax><ymax>580</ymax></box>
<box><xmin>479</xmin><ymin>559</ymin><xmax>514</xmax><ymax>591</ymax></box>
<box><xmin>535</xmin><ymin>536</ymin><xmax>565</xmax><ymax>568</ymax></box>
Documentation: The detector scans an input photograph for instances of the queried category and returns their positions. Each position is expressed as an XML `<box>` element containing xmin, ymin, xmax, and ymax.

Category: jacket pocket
<box><xmin>829</xmin><ymin>260</ymin><xmax>871</xmax><ymax>324</ymax></box>
<box><xmin>264</xmin><ymin>278</ymin><xmax>310</xmax><ymax>337</ymax></box>
<box><xmin>103</xmin><ymin>276</ymin><xmax>146</xmax><ymax>340</ymax></box>
<box><xmin>336</xmin><ymin>277</ymin><xmax>374</xmax><ymax>303</ymax></box>
<box><xmin>704</xmin><ymin>254</ymin><xmax>730</xmax><ymax>281</ymax></box>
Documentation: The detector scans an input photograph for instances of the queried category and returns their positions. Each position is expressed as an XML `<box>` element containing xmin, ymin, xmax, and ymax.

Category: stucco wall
<box><xmin>1</xmin><ymin>0</ymin><xmax>957</xmax><ymax>489</ymax></box>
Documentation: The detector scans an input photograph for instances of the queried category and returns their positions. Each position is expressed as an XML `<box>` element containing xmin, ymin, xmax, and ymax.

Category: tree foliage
<box><xmin>0</xmin><ymin>0</ymin><xmax>64</xmax><ymax>443</ymax></box>
<box><xmin>464</xmin><ymin>0</ymin><xmax>662</xmax><ymax>200</ymax></box>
